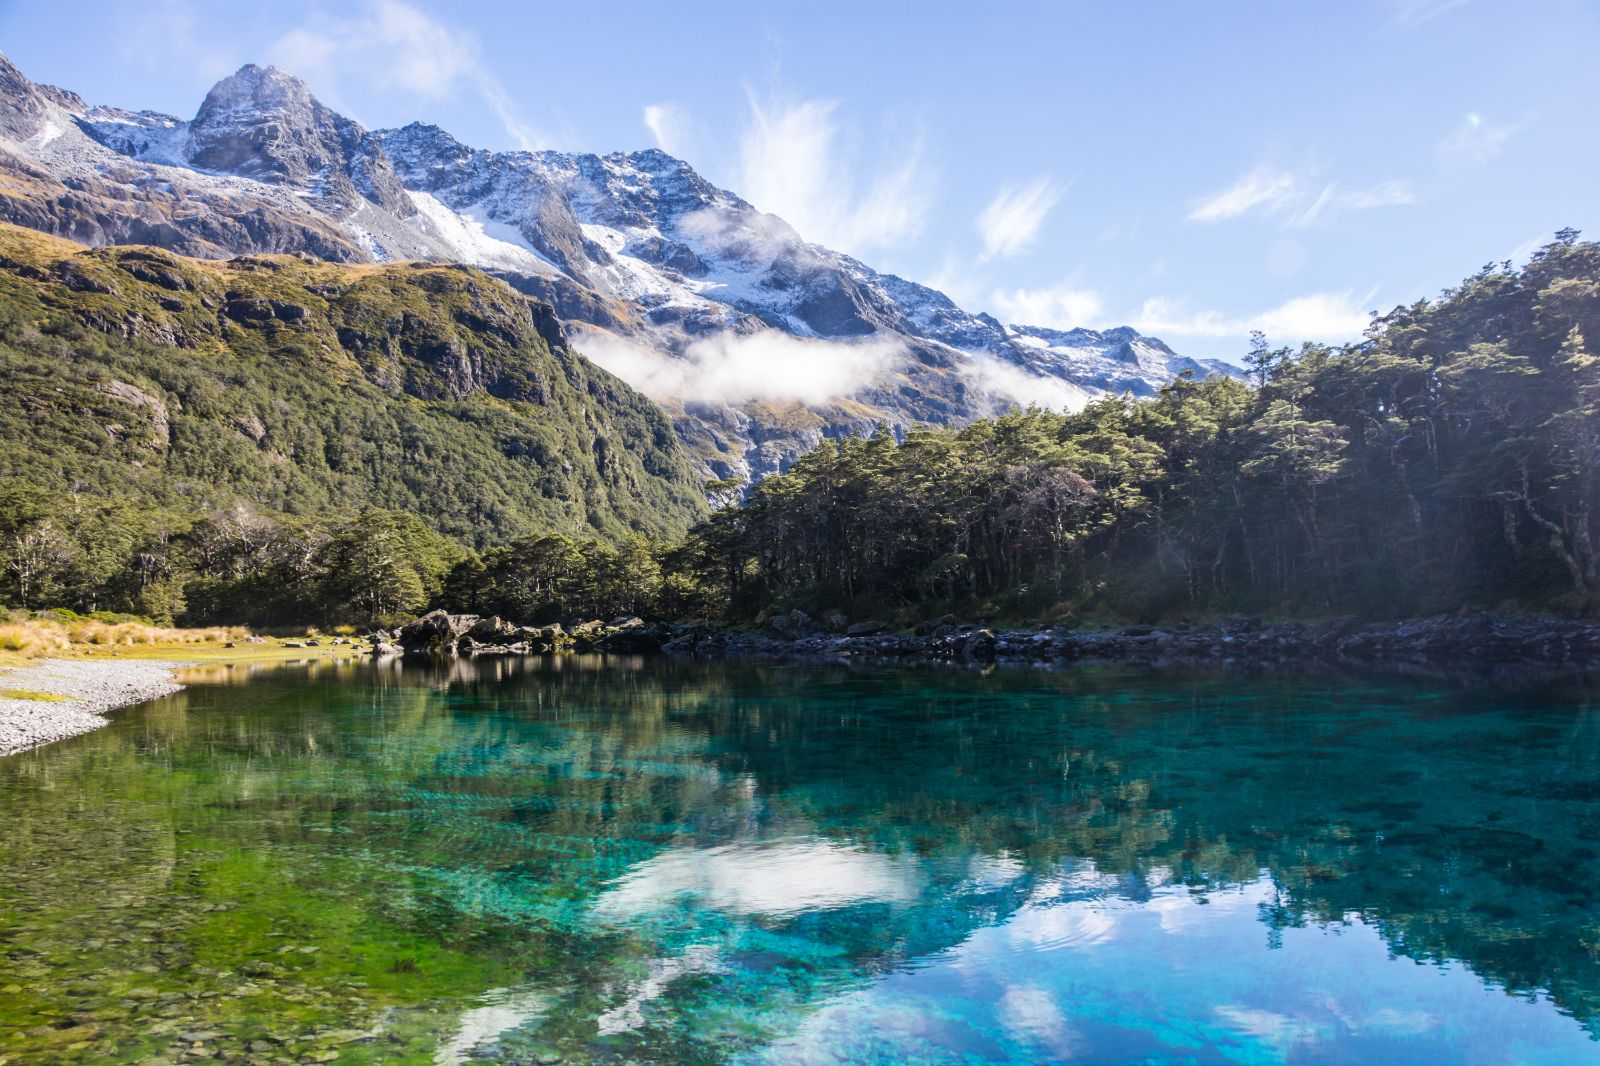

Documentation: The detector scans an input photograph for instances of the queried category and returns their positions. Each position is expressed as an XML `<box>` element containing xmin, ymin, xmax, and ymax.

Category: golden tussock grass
<box><xmin>0</xmin><ymin>618</ymin><xmax>247</xmax><ymax>658</ymax></box>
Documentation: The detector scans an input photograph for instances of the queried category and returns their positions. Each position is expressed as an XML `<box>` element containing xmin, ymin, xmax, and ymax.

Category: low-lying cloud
<box><xmin>574</xmin><ymin>328</ymin><xmax>904</xmax><ymax>407</ymax></box>
<box><xmin>676</xmin><ymin>205</ymin><xmax>809</xmax><ymax>268</ymax></box>
<box><xmin>960</xmin><ymin>354</ymin><xmax>1094</xmax><ymax>413</ymax></box>
<box><xmin>1133</xmin><ymin>289</ymin><xmax>1379</xmax><ymax>345</ymax></box>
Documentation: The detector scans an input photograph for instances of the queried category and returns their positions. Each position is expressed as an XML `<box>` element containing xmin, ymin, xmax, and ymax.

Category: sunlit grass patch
<box><xmin>0</xmin><ymin>616</ymin><xmax>252</xmax><ymax>666</ymax></box>
<box><xmin>0</xmin><ymin>686</ymin><xmax>71</xmax><ymax>702</ymax></box>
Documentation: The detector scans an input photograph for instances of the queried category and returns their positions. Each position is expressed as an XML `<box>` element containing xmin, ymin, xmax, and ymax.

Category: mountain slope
<box><xmin>0</xmin><ymin>223</ymin><xmax>706</xmax><ymax>544</ymax></box>
<box><xmin>0</xmin><ymin>54</ymin><xmax>1238</xmax><ymax>483</ymax></box>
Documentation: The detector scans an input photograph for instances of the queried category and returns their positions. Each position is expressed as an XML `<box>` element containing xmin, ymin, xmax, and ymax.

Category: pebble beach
<box><xmin>0</xmin><ymin>659</ymin><xmax>184</xmax><ymax>756</ymax></box>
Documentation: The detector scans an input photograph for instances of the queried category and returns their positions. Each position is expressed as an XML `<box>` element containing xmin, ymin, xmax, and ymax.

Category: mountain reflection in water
<box><xmin>0</xmin><ymin>655</ymin><xmax>1597</xmax><ymax>1063</ymax></box>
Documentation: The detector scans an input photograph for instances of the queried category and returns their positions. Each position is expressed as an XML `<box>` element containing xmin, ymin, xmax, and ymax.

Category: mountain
<box><xmin>0</xmin><ymin>54</ymin><xmax>1237</xmax><ymax>483</ymax></box>
<box><xmin>0</xmin><ymin>222</ymin><xmax>706</xmax><ymax>545</ymax></box>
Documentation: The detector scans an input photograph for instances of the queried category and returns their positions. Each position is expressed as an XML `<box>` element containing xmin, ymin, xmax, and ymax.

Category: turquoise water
<box><xmin>2</xmin><ymin>656</ymin><xmax>1599</xmax><ymax>1064</ymax></box>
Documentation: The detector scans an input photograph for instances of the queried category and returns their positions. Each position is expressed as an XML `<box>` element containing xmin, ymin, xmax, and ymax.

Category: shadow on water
<box><xmin>1</xmin><ymin>654</ymin><xmax>1598</xmax><ymax>1063</ymax></box>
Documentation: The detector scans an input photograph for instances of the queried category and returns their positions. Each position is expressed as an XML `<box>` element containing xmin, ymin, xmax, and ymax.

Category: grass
<box><xmin>0</xmin><ymin>687</ymin><xmax>69</xmax><ymax>702</ymax></box>
<box><xmin>0</xmin><ymin>617</ymin><xmax>366</xmax><ymax>669</ymax></box>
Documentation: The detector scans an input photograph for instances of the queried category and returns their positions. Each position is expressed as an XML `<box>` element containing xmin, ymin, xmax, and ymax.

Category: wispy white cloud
<box><xmin>1507</xmin><ymin>232</ymin><xmax>1547</xmax><ymax>264</ymax></box>
<box><xmin>1392</xmin><ymin>0</ymin><xmax>1470</xmax><ymax>26</ymax></box>
<box><xmin>1438</xmin><ymin>112</ymin><xmax>1526</xmax><ymax>165</ymax></box>
<box><xmin>268</xmin><ymin>0</ymin><xmax>543</xmax><ymax>149</ymax></box>
<box><xmin>1133</xmin><ymin>288</ymin><xmax>1379</xmax><ymax>346</ymax></box>
<box><xmin>988</xmin><ymin>282</ymin><xmax>1105</xmax><ymax>330</ymax></box>
<box><xmin>1283</xmin><ymin>182</ymin><xmax>1339</xmax><ymax>229</ymax></box>
<box><xmin>1282</xmin><ymin>180</ymin><xmax>1417</xmax><ymax>229</ymax></box>
<box><xmin>573</xmin><ymin>327</ymin><xmax>904</xmax><ymax>407</ymax></box>
<box><xmin>976</xmin><ymin>177</ymin><xmax>1065</xmax><ymax>260</ymax></box>
<box><xmin>1192</xmin><ymin>166</ymin><xmax>1418</xmax><ymax>228</ymax></box>
<box><xmin>1337</xmin><ymin>180</ymin><xmax>1418</xmax><ymax>209</ymax></box>
<box><xmin>642</xmin><ymin>102</ymin><xmax>691</xmax><ymax>157</ymax></box>
<box><xmin>1188</xmin><ymin>166</ymin><xmax>1303</xmax><ymax>223</ymax></box>
<box><xmin>734</xmin><ymin>93</ymin><xmax>930</xmax><ymax>255</ymax></box>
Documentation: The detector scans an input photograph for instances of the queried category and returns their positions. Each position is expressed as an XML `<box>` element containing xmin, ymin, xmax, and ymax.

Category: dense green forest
<box><xmin>674</xmin><ymin>231</ymin><xmax>1599</xmax><ymax>622</ymax></box>
<box><xmin>0</xmin><ymin>224</ymin><xmax>705</xmax><ymax>623</ymax></box>
<box><xmin>1</xmin><ymin>226</ymin><xmax>1596</xmax><ymax>627</ymax></box>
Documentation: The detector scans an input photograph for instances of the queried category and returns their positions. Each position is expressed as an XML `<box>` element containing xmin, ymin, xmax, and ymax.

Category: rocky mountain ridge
<box><xmin>0</xmin><ymin>54</ymin><xmax>1238</xmax><ymax>482</ymax></box>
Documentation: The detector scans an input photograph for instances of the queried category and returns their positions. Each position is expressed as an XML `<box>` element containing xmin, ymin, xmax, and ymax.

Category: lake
<box><xmin>1</xmin><ymin>655</ymin><xmax>1598</xmax><ymax>1064</ymax></box>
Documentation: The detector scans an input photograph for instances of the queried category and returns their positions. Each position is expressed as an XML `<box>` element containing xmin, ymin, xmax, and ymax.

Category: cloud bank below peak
<box><xmin>573</xmin><ymin>328</ymin><xmax>906</xmax><ymax>408</ymax></box>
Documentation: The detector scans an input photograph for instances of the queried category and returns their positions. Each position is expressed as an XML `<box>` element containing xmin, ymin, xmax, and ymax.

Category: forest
<box><xmin>675</xmin><ymin>230</ymin><xmax>1600</xmax><ymax>623</ymax></box>
<box><xmin>2</xmin><ymin>231</ymin><xmax>1596</xmax><ymax>628</ymax></box>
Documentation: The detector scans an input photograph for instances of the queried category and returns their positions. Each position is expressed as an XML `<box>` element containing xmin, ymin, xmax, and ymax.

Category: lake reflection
<box><xmin>1</xmin><ymin>656</ymin><xmax>1598</xmax><ymax>1063</ymax></box>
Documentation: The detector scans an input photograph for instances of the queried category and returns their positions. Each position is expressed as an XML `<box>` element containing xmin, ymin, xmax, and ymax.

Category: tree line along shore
<box><xmin>1</xmin><ymin>231</ymin><xmax>1597</xmax><ymax>638</ymax></box>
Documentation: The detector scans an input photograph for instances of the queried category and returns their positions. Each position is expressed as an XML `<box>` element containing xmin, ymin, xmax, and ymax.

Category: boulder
<box><xmin>820</xmin><ymin>609</ymin><xmax>849</xmax><ymax>632</ymax></box>
<box><xmin>960</xmin><ymin>628</ymin><xmax>997</xmax><ymax>661</ymax></box>
<box><xmin>467</xmin><ymin>616</ymin><xmax>521</xmax><ymax>643</ymax></box>
<box><xmin>845</xmin><ymin>620</ymin><xmax>890</xmax><ymax>637</ymax></box>
<box><xmin>595</xmin><ymin>623</ymin><xmax>666</xmax><ymax>653</ymax></box>
<box><xmin>770</xmin><ymin>609</ymin><xmax>821</xmax><ymax>640</ymax></box>
<box><xmin>661</xmin><ymin>634</ymin><xmax>696</xmax><ymax>656</ymax></box>
<box><xmin>396</xmin><ymin>610</ymin><xmax>478</xmax><ymax>657</ymax></box>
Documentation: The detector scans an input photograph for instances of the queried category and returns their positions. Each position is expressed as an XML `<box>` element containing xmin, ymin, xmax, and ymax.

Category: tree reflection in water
<box><xmin>1</xmin><ymin>656</ymin><xmax>1597</xmax><ymax>1063</ymax></box>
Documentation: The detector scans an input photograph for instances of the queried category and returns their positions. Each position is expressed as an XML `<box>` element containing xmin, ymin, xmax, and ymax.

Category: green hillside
<box><xmin>0</xmin><ymin>224</ymin><xmax>705</xmax><ymax>541</ymax></box>
<box><xmin>0</xmin><ymin>224</ymin><xmax>708</xmax><ymax>622</ymax></box>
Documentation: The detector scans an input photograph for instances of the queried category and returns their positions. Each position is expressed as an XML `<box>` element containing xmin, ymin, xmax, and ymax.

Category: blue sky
<box><xmin>2</xmin><ymin>0</ymin><xmax>1596</xmax><ymax>359</ymax></box>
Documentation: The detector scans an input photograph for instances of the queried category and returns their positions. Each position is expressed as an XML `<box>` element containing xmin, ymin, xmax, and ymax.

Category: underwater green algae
<box><xmin>1</xmin><ymin>656</ymin><xmax>1598</xmax><ymax>1063</ymax></box>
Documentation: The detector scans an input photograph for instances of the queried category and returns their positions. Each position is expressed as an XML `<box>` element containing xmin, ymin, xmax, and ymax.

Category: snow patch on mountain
<box><xmin>0</xmin><ymin>52</ymin><xmax>1242</xmax><ymax>485</ymax></box>
<box><xmin>410</xmin><ymin>192</ymin><xmax>555</xmax><ymax>274</ymax></box>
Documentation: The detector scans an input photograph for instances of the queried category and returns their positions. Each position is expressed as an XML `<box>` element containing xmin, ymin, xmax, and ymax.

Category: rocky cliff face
<box><xmin>0</xmin><ymin>53</ymin><xmax>1239</xmax><ymax>484</ymax></box>
<box><xmin>185</xmin><ymin>64</ymin><xmax>414</xmax><ymax>216</ymax></box>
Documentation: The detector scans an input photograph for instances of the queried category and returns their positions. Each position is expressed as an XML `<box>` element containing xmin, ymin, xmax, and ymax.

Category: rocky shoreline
<box><xmin>2</xmin><ymin>612</ymin><xmax>1593</xmax><ymax>757</ymax></box>
<box><xmin>379</xmin><ymin>608</ymin><xmax>1600</xmax><ymax>673</ymax></box>
<box><xmin>665</xmin><ymin>611</ymin><xmax>1600</xmax><ymax>671</ymax></box>
<box><xmin>0</xmin><ymin>659</ymin><xmax>184</xmax><ymax>756</ymax></box>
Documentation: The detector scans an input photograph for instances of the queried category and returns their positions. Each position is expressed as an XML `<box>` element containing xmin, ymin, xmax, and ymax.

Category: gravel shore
<box><xmin>0</xmin><ymin>659</ymin><xmax>184</xmax><ymax>756</ymax></box>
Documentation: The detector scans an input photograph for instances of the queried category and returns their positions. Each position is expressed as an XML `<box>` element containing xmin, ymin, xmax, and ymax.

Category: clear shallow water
<box><xmin>1</xmin><ymin>657</ymin><xmax>1599</xmax><ymax>1064</ymax></box>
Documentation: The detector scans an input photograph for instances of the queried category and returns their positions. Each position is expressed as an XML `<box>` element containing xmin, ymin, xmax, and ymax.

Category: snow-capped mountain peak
<box><xmin>0</xmin><ymin>53</ymin><xmax>1238</xmax><ymax>483</ymax></box>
